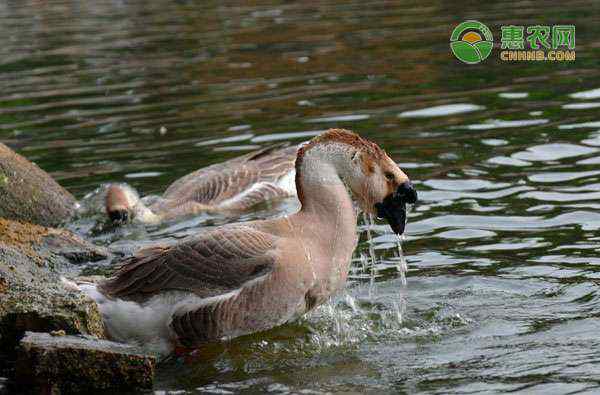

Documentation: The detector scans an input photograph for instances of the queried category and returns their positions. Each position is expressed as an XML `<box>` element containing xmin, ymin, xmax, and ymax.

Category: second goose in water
<box><xmin>105</xmin><ymin>144</ymin><xmax>298</xmax><ymax>224</ymax></box>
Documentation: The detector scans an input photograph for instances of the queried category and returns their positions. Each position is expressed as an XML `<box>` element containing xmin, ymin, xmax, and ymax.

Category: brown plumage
<box><xmin>92</xmin><ymin>129</ymin><xmax>415</xmax><ymax>351</ymax></box>
<box><xmin>101</xmin><ymin>225</ymin><xmax>275</xmax><ymax>301</ymax></box>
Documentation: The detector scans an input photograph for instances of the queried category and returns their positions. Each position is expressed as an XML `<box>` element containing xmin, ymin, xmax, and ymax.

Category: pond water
<box><xmin>2</xmin><ymin>1</ymin><xmax>600</xmax><ymax>393</ymax></box>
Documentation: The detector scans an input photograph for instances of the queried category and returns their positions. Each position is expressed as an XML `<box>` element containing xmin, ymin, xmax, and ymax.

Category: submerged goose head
<box><xmin>105</xmin><ymin>184</ymin><xmax>160</xmax><ymax>225</ymax></box>
<box><xmin>295</xmin><ymin>128</ymin><xmax>417</xmax><ymax>234</ymax></box>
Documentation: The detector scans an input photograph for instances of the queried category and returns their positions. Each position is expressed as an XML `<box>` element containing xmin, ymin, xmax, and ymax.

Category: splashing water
<box><xmin>387</xmin><ymin>235</ymin><xmax>408</xmax><ymax>324</ymax></box>
<box><xmin>395</xmin><ymin>234</ymin><xmax>408</xmax><ymax>287</ymax></box>
<box><xmin>394</xmin><ymin>203</ymin><xmax>414</xmax><ymax>286</ymax></box>
<box><xmin>311</xmin><ymin>299</ymin><xmax>367</xmax><ymax>348</ymax></box>
<box><xmin>363</xmin><ymin>213</ymin><xmax>378</xmax><ymax>299</ymax></box>
<box><xmin>391</xmin><ymin>203</ymin><xmax>414</xmax><ymax>323</ymax></box>
<box><xmin>357</xmin><ymin>212</ymin><xmax>410</xmax><ymax>325</ymax></box>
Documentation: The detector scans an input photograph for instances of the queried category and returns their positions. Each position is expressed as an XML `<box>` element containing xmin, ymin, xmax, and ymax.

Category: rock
<box><xmin>0</xmin><ymin>219</ymin><xmax>109</xmax><ymax>356</ymax></box>
<box><xmin>0</xmin><ymin>218</ymin><xmax>109</xmax><ymax>267</ymax></box>
<box><xmin>0</xmin><ymin>245</ymin><xmax>106</xmax><ymax>354</ymax></box>
<box><xmin>0</xmin><ymin>143</ymin><xmax>77</xmax><ymax>227</ymax></box>
<box><xmin>17</xmin><ymin>332</ymin><xmax>155</xmax><ymax>393</ymax></box>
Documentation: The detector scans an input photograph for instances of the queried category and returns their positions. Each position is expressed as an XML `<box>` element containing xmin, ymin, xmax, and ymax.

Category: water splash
<box><xmin>357</xmin><ymin>211</ymin><xmax>410</xmax><ymax>325</ymax></box>
<box><xmin>363</xmin><ymin>213</ymin><xmax>378</xmax><ymax>299</ymax></box>
<box><xmin>395</xmin><ymin>234</ymin><xmax>408</xmax><ymax>286</ymax></box>
<box><xmin>391</xmin><ymin>203</ymin><xmax>414</xmax><ymax>324</ymax></box>
<box><xmin>310</xmin><ymin>299</ymin><xmax>367</xmax><ymax>348</ymax></box>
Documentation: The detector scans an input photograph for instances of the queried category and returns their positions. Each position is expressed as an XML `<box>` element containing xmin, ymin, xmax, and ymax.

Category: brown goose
<box><xmin>78</xmin><ymin>129</ymin><xmax>417</xmax><ymax>354</ymax></box>
<box><xmin>105</xmin><ymin>144</ymin><xmax>298</xmax><ymax>224</ymax></box>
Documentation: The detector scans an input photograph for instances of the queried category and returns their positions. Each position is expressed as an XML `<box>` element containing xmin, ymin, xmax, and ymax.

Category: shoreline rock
<box><xmin>0</xmin><ymin>218</ymin><xmax>160</xmax><ymax>392</ymax></box>
<box><xmin>17</xmin><ymin>332</ymin><xmax>156</xmax><ymax>393</ymax></box>
<box><xmin>0</xmin><ymin>141</ymin><xmax>160</xmax><ymax>391</ymax></box>
<box><xmin>0</xmin><ymin>219</ymin><xmax>109</xmax><ymax>356</ymax></box>
<box><xmin>0</xmin><ymin>143</ymin><xmax>77</xmax><ymax>227</ymax></box>
<box><xmin>0</xmin><ymin>218</ymin><xmax>109</xmax><ymax>267</ymax></box>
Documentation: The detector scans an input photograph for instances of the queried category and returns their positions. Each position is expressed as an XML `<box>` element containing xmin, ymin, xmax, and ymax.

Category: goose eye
<box><xmin>385</xmin><ymin>172</ymin><xmax>395</xmax><ymax>182</ymax></box>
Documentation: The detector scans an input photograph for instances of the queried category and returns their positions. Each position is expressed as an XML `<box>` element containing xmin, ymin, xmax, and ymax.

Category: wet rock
<box><xmin>17</xmin><ymin>332</ymin><xmax>155</xmax><ymax>393</ymax></box>
<box><xmin>0</xmin><ymin>218</ymin><xmax>109</xmax><ymax>267</ymax></box>
<box><xmin>0</xmin><ymin>142</ymin><xmax>77</xmax><ymax>227</ymax></box>
<box><xmin>0</xmin><ymin>219</ymin><xmax>108</xmax><ymax>356</ymax></box>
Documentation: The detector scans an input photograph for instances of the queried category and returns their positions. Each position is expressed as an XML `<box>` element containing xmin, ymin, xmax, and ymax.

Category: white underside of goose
<box><xmin>76</xmin><ymin>272</ymin><xmax>273</xmax><ymax>355</ymax></box>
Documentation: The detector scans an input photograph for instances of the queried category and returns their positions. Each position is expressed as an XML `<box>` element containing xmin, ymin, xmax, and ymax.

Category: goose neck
<box><xmin>295</xmin><ymin>142</ymin><xmax>358</xmax><ymax>225</ymax></box>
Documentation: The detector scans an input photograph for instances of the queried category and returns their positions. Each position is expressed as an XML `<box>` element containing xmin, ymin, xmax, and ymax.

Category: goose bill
<box><xmin>374</xmin><ymin>194</ymin><xmax>407</xmax><ymax>235</ymax></box>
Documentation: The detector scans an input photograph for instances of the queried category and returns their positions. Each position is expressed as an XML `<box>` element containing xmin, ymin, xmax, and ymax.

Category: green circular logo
<box><xmin>450</xmin><ymin>20</ymin><xmax>494</xmax><ymax>64</ymax></box>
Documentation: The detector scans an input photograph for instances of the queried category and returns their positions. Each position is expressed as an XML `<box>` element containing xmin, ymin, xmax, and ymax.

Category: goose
<box><xmin>105</xmin><ymin>144</ymin><xmax>298</xmax><ymax>224</ymax></box>
<box><xmin>76</xmin><ymin>129</ymin><xmax>417</xmax><ymax>354</ymax></box>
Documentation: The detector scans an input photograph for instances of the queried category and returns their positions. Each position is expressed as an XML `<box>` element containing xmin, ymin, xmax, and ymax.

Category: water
<box><xmin>2</xmin><ymin>0</ymin><xmax>600</xmax><ymax>393</ymax></box>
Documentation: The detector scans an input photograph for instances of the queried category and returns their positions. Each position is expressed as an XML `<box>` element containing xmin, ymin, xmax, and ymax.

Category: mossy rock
<box><xmin>0</xmin><ymin>143</ymin><xmax>76</xmax><ymax>227</ymax></box>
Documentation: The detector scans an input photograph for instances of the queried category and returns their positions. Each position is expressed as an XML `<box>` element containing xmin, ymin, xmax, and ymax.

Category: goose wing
<box><xmin>215</xmin><ymin>182</ymin><xmax>293</xmax><ymax>211</ymax></box>
<box><xmin>161</xmin><ymin>145</ymin><xmax>297</xmax><ymax>204</ymax></box>
<box><xmin>99</xmin><ymin>224</ymin><xmax>277</xmax><ymax>302</ymax></box>
<box><xmin>229</xmin><ymin>143</ymin><xmax>292</xmax><ymax>163</ymax></box>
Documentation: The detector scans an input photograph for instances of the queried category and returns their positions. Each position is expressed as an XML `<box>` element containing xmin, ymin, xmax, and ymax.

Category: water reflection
<box><xmin>398</xmin><ymin>103</ymin><xmax>484</xmax><ymax>118</ymax></box>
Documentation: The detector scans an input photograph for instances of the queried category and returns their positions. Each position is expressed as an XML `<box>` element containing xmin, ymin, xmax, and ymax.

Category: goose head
<box><xmin>296</xmin><ymin>129</ymin><xmax>417</xmax><ymax>235</ymax></box>
<box><xmin>348</xmin><ymin>142</ymin><xmax>417</xmax><ymax>235</ymax></box>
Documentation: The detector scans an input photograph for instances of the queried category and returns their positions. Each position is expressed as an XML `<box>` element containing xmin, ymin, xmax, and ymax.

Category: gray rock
<box><xmin>0</xmin><ymin>219</ymin><xmax>108</xmax><ymax>355</ymax></box>
<box><xmin>17</xmin><ymin>332</ymin><xmax>155</xmax><ymax>393</ymax></box>
<box><xmin>0</xmin><ymin>142</ymin><xmax>77</xmax><ymax>227</ymax></box>
<box><xmin>0</xmin><ymin>217</ymin><xmax>109</xmax><ymax>267</ymax></box>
